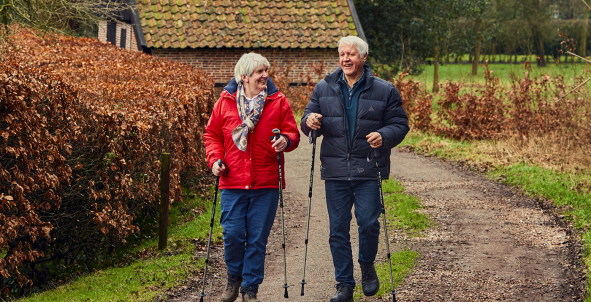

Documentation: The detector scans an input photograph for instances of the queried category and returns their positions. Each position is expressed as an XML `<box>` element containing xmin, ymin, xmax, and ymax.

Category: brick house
<box><xmin>97</xmin><ymin>0</ymin><xmax>147</xmax><ymax>52</ymax></box>
<box><xmin>98</xmin><ymin>0</ymin><xmax>366</xmax><ymax>87</ymax></box>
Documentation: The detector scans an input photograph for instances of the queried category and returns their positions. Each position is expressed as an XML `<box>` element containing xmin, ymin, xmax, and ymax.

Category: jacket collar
<box><xmin>326</xmin><ymin>64</ymin><xmax>374</xmax><ymax>90</ymax></box>
<box><xmin>223</xmin><ymin>77</ymin><xmax>279</xmax><ymax>98</ymax></box>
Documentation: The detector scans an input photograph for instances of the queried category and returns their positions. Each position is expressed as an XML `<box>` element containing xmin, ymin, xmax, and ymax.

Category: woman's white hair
<box><xmin>234</xmin><ymin>53</ymin><xmax>271</xmax><ymax>84</ymax></box>
<box><xmin>338</xmin><ymin>36</ymin><xmax>369</xmax><ymax>58</ymax></box>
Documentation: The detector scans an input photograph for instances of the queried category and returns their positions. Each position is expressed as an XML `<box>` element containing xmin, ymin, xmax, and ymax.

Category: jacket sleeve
<box><xmin>299</xmin><ymin>82</ymin><xmax>324</xmax><ymax>138</ymax></box>
<box><xmin>204</xmin><ymin>97</ymin><xmax>225</xmax><ymax>168</ymax></box>
<box><xmin>280</xmin><ymin>95</ymin><xmax>301</xmax><ymax>153</ymax></box>
<box><xmin>377</xmin><ymin>86</ymin><xmax>409</xmax><ymax>149</ymax></box>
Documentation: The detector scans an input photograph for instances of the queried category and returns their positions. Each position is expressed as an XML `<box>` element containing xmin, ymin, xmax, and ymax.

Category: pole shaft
<box><xmin>200</xmin><ymin>175</ymin><xmax>220</xmax><ymax>298</ymax></box>
<box><xmin>275</xmin><ymin>132</ymin><xmax>289</xmax><ymax>298</ymax></box>
<box><xmin>158</xmin><ymin>153</ymin><xmax>171</xmax><ymax>250</ymax></box>
<box><xmin>278</xmin><ymin>152</ymin><xmax>288</xmax><ymax>285</ymax></box>
<box><xmin>301</xmin><ymin>137</ymin><xmax>316</xmax><ymax>295</ymax></box>
<box><xmin>375</xmin><ymin>150</ymin><xmax>396</xmax><ymax>300</ymax></box>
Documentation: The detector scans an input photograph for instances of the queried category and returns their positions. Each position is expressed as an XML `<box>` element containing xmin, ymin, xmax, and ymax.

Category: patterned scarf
<box><xmin>232</xmin><ymin>83</ymin><xmax>267</xmax><ymax>152</ymax></box>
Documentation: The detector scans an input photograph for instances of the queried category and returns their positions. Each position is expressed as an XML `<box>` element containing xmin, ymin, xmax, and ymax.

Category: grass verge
<box><xmin>353</xmin><ymin>178</ymin><xmax>431</xmax><ymax>300</ymax></box>
<box><xmin>399</xmin><ymin>130</ymin><xmax>591</xmax><ymax>301</ymax></box>
<box><xmin>408</xmin><ymin>62</ymin><xmax>588</xmax><ymax>91</ymax></box>
<box><xmin>19</xmin><ymin>186</ymin><xmax>222</xmax><ymax>302</ymax></box>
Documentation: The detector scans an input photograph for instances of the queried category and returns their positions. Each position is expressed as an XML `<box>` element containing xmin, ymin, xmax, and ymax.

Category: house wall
<box><xmin>97</xmin><ymin>21</ymin><xmax>140</xmax><ymax>52</ymax></box>
<box><xmin>151</xmin><ymin>48</ymin><xmax>340</xmax><ymax>86</ymax></box>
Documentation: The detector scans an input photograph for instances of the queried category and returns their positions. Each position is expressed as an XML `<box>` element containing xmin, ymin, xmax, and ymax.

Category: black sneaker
<box><xmin>241</xmin><ymin>286</ymin><xmax>261</xmax><ymax>302</ymax></box>
<box><xmin>329</xmin><ymin>284</ymin><xmax>354</xmax><ymax>302</ymax></box>
<box><xmin>221</xmin><ymin>274</ymin><xmax>242</xmax><ymax>302</ymax></box>
<box><xmin>360</xmin><ymin>263</ymin><xmax>379</xmax><ymax>296</ymax></box>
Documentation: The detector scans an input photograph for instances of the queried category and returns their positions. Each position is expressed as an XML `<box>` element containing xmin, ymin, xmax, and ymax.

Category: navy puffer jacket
<box><xmin>300</xmin><ymin>65</ymin><xmax>409</xmax><ymax>180</ymax></box>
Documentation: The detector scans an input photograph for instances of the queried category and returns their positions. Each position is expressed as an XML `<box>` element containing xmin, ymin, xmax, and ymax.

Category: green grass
<box><xmin>21</xmin><ymin>253</ymin><xmax>203</xmax><ymax>302</ymax></box>
<box><xmin>382</xmin><ymin>179</ymin><xmax>433</xmax><ymax>237</ymax></box>
<box><xmin>385</xmin><ymin>193</ymin><xmax>433</xmax><ymax>237</ymax></box>
<box><xmin>406</xmin><ymin>62</ymin><xmax>589</xmax><ymax>92</ymax></box>
<box><xmin>490</xmin><ymin>163</ymin><xmax>591</xmax><ymax>228</ymax></box>
<box><xmin>399</xmin><ymin>130</ymin><xmax>591</xmax><ymax>301</ymax></box>
<box><xmin>400</xmin><ymin>133</ymin><xmax>494</xmax><ymax>167</ymax></box>
<box><xmin>20</xmin><ymin>186</ymin><xmax>223</xmax><ymax>302</ymax></box>
<box><xmin>353</xmin><ymin>249</ymin><xmax>419</xmax><ymax>301</ymax></box>
<box><xmin>382</xmin><ymin>178</ymin><xmax>405</xmax><ymax>193</ymax></box>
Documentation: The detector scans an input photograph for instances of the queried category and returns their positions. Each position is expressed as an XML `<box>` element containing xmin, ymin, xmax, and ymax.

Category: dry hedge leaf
<box><xmin>0</xmin><ymin>29</ymin><xmax>215</xmax><ymax>290</ymax></box>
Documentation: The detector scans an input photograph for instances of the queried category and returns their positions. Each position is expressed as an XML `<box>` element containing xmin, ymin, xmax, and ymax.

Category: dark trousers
<box><xmin>325</xmin><ymin>180</ymin><xmax>382</xmax><ymax>287</ymax></box>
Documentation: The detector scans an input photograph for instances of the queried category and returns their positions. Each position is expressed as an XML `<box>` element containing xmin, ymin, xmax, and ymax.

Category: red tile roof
<box><xmin>135</xmin><ymin>0</ymin><xmax>363</xmax><ymax>49</ymax></box>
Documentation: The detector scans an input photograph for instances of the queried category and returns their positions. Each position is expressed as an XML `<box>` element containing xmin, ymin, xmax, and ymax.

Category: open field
<box><xmin>406</xmin><ymin>62</ymin><xmax>590</xmax><ymax>92</ymax></box>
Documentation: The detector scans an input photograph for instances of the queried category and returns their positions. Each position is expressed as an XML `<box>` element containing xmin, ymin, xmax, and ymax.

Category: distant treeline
<box><xmin>355</xmin><ymin>0</ymin><xmax>589</xmax><ymax>91</ymax></box>
<box><xmin>355</xmin><ymin>0</ymin><xmax>591</xmax><ymax>84</ymax></box>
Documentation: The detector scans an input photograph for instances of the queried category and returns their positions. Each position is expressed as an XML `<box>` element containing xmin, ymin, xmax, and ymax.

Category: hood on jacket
<box><xmin>223</xmin><ymin>77</ymin><xmax>279</xmax><ymax>97</ymax></box>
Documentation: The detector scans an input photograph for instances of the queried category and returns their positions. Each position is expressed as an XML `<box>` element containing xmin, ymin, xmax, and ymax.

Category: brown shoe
<box><xmin>241</xmin><ymin>287</ymin><xmax>261</xmax><ymax>302</ymax></box>
<box><xmin>221</xmin><ymin>275</ymin><xmax>242</xmax><ymax>302</ymax></box>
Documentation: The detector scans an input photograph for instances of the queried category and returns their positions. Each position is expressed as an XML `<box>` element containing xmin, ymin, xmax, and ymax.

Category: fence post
<box><xmin>158</xmin><ymin>153</ymin><xmax>171</xmax><ymax>250</ymax></box>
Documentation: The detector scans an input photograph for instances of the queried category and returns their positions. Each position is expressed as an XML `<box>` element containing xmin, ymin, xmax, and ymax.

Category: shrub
<box><xmin>393</xmin><ymin>72</ymin><xmax>431</xmax><ymax>132</ymax></box>
<box><xmin>435</xmin><ymin>67</ymin><xmax>505</xmax><ymax>140</ymax></box>
<box><xmin>0</xmin><ymin>30</ymin><xmax>215</xmax><ymax>295</ymax></box>
<box><xmin>392</xmin><ymin>63</ymin><xmax>591</xmax><ymax>171</ymax></box>
<box><xmin>268</xmin><ymin>60</ymin><xmax>325</xmax><ymax>113</ymax></box>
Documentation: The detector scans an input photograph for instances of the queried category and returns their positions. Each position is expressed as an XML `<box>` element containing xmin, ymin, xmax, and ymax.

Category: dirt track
<box><xmin>165</xmin><ymin>139</ymin><xmax>586</xmax><ymax>301</ymax></box>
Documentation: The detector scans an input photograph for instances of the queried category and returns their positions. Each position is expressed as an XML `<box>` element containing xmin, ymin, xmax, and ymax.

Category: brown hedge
<box><xmin>394</xmin><ymin>65</ymin><xmax>590</xmax><ymax>142</ymax></box>
<box><xmin>0</xmin><ymin>30</ymin><xmax>214</xmax><ymax>292</ymax></box>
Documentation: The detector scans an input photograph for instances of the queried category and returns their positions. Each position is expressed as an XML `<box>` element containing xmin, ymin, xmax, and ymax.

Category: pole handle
<box><xmin>373</xmin><ymin>148</ymin><xmax>380</xmax><ymax>159</ymax></box>
<box><xmin>272</xmin><ymin>128</ymin><xmax>281</xmax><ymax>140</ymax></box>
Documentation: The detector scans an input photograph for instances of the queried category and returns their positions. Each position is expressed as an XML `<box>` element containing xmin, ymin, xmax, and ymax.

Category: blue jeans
<box><xmin>325</xmin><ymin>180</ymin><xmax>382</xmax><ymax>287</ymax></box>
<box><xmin>220</xmin><ymin>189</ymin><xmax>279</xmax><ymax>289</ymax></box>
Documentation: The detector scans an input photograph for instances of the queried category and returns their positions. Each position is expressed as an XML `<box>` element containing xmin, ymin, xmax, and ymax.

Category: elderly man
<box><xmin>300</xmin><ymin>36</ymin><xmax>409</xmax><ymax>302</ymax></box>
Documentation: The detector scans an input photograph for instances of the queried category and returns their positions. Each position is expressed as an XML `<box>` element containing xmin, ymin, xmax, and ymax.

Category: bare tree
<box><xmin>0</xmin><ymin>0</ymin><xmax>131</xmax><ymax>42</ymax></box>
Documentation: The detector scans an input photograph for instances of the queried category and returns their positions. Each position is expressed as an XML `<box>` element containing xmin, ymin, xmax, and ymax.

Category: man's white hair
<box><xmin>338</xmin><ymin>36</ymin><xmax>368</xmax><ymax>58</ymax></box>
<box><xmin>234</xmin><ymin>53</ymin><xmax>271</xmax><ymax>84</ymax></box>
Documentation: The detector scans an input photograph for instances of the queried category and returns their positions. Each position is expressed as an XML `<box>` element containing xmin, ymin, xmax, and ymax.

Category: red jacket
<box><xmin>204</xmin><ymin>78</ymin><xmax>300</xmax><ymax>189</ymax></box>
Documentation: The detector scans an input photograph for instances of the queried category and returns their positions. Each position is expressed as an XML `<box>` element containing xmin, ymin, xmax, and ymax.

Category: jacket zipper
<box><xmin>335</xmin><ymin>84</ymin><xmax>352</xmax><ymax>180</ymax></box>
<box><xmin>338</xmin><ymin>77</ymin><xmax>373</xmax><ymax>180</ymax></box>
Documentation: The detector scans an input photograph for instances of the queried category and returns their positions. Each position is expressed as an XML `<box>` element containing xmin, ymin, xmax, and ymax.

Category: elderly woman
<box><xmin>204</xmin><ymin>53</ymin><xmax>300</xmax><ymax>302</ymax></box>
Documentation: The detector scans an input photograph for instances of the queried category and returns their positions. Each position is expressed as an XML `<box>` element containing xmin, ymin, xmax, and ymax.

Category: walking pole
<box><xmin>373</xmin><ymin>149</ymin><xmax>397</xmax><ymax>302</ymax></box>
<box><xmin>199</xmin><ymin>159</ymin><xmax>222</xmax><ymax>302</ymax></box>
<box><xmin>300</xmin><ymin>129</ymin><xmax>317</xmax><ymax>296</ymax></box>
<box><xmin>272</xmin><ymin>128</ymin><xmax>289</xmax><ymax>298</ymax></box>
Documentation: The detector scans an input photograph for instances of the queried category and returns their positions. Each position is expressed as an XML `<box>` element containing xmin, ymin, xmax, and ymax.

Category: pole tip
<box><xmin>284</xmin><ymin>287</ymin><xmax>289</xmax><ymax>298</ymax></box>
<box><xmin>300</xmin><ymin>283</ymin><xmax>305</xmax><ymax>296</ymax></box>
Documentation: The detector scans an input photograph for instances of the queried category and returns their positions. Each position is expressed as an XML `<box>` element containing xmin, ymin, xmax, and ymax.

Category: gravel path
<box><xmin>389</xmin><ymin>150</ymin><xmax>585</xmax><ymax>301</ymax></box>
<box><xmin>164</xmin><ymin>142</ymin><xmax>586</xmax><ymax>301</ymax></box>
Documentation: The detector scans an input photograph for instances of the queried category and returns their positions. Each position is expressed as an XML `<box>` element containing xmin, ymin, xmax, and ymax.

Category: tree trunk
<box><xmin>492</xmin><ymin>42</ymin><xmax>496</xmax><ymax>63</ymax></box>
<box><xmin>472</xmin><ymin>20</ymin><xmax>482</xmax><ymax>75</ymax></box>
<box><xmin>433</xmin><ymin>37</ymin><xmax>440</xmax><ymax>93</ymax></box>
<box><xmin>582</xmin><ymin>8</ymin><xmax>590</xmax><ymax>58</ymax></box>
<box><xmin>532</xmin><ymin>24</ymin><xmax>546</xmax><ymax>67</ymax></box>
